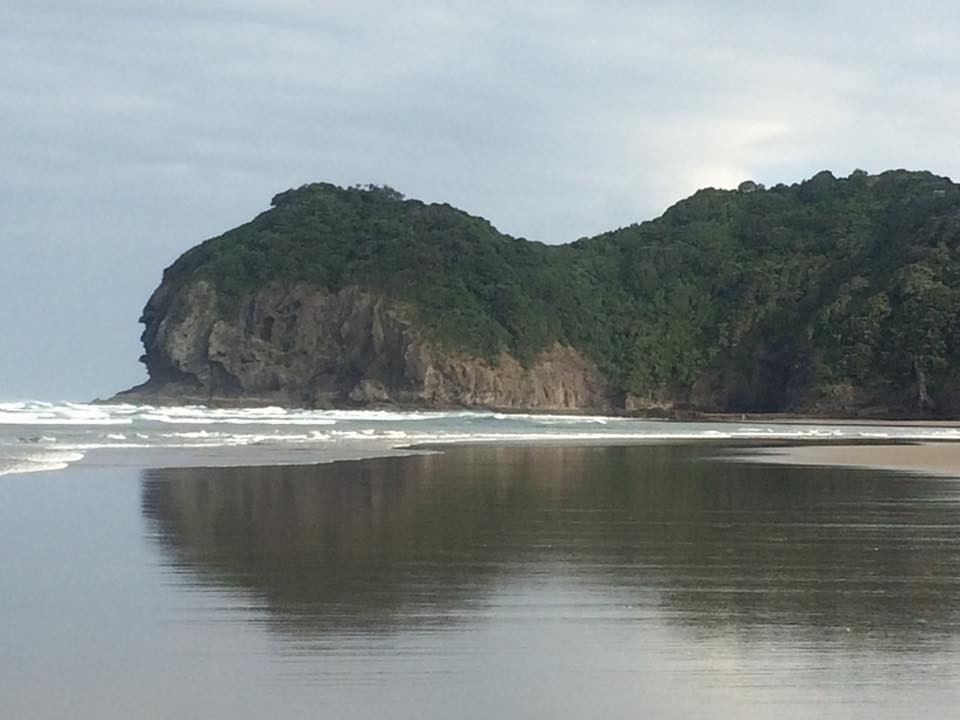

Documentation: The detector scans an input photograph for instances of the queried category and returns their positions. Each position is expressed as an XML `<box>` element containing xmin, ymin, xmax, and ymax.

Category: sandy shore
<box><xmin>748</xmin><ymin>442</ymin><xmax>960</xmax><ymax>477</ymax></box>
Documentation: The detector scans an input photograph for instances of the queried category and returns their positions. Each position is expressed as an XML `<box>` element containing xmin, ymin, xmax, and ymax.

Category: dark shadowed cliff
<box><xmin>115</xmin><ymin>170</ymin><xmax>960</xmax><ymax>417</ymax></box>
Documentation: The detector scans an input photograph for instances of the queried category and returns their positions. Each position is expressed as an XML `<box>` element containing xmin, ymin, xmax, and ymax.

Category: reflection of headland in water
<box><xmin>141</xmin><ymin>444</ymin><xmax>960</xmax><ymax>645</ymax></box>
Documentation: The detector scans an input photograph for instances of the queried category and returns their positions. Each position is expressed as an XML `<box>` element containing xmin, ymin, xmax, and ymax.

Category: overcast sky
<box><xmin>3</xmin><ymin>1</ymin><xmax>960</xmax><ymax>400</ymax></box>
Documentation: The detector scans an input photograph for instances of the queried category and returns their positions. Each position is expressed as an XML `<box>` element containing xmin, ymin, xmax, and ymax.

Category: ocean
<box><xmin>4</xmin><ymin>401</ymin><xmax>960</xmax><ymax>475</ymax></box>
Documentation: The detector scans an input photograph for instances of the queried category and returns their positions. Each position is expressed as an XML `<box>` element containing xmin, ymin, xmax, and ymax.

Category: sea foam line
<box><xmin>0</xmin><ymin>451</ymin><xmax>86</xmax><ymax>477</ymax></box>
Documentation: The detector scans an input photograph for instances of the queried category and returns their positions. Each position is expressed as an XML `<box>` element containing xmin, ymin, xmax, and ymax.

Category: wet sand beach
<box><xmin>5</xmin><ymin>443</ymin><xmax>960</xmax><ymax>719</ymax></box>
<box><xmin>749</xmin><ymin>441</ymin><xmax>960</xmax><ymax>477</ymax></box>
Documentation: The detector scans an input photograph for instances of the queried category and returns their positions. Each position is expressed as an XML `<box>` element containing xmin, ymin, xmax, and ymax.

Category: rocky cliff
<box><xmin>117</xmin><ymin>280</ymin><xmax>615</xmax><ymax>410</ymax></box>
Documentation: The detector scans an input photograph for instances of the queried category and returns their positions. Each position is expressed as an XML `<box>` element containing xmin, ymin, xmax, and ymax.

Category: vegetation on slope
<box><xmin>158</xmin><ymin>170</ymin><xmax>960</xmax><ymax>415</ymax></box>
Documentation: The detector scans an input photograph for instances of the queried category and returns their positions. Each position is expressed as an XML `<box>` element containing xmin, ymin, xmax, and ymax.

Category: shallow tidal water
<box><xmin>3</xmin><ymin>443</ymin><xmax>960</xmax><ymax>718</ymax></box>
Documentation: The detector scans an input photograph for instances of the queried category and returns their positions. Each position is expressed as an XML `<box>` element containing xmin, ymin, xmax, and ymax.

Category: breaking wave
<box><xmin>2</xmin><ymin>400</ymin><xmax>960</xmax><ymax>476</ymax></box>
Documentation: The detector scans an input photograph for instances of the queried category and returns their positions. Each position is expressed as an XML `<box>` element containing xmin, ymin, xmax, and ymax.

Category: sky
<box><xmin>3</xmin><ymin>0</ymin><xmax>960</xmax><ymax>400</ymax></box>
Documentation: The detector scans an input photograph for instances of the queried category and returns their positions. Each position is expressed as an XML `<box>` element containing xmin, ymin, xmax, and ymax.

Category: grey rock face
<box><xmin>117</xmin><ymin>281</ymin><xmax>616</xmax><ymax>410</ymax></box>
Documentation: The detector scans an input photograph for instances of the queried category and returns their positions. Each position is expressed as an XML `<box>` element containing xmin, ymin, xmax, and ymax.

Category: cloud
<box><xmin>3</xmin><ymin>1</ymin><xmax>960</xmax><ymax>396</ymax></box>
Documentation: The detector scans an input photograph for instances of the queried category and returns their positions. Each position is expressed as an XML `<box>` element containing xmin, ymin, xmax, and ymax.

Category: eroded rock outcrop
<box><xmin>117</xmin><ymin>280</ymin><xmax>615</xmax><ymax>410</ymax></box>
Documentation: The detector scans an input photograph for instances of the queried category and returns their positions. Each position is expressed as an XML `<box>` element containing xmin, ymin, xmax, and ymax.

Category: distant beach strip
<box><xmin>744</xmin><ymin>442</ymin><xmax>960</xmax><ymax>478</ymax></box>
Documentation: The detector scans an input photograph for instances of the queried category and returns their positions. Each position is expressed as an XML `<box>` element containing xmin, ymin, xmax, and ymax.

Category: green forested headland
<box><xmin>158</xmin><ymin>169</ymin><xmax>960</xmax><ymax>416</ymax></box>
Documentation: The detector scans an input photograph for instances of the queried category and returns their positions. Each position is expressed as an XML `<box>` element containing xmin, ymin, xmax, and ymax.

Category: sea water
<box><xmin>3</xmin><ymin>400</ymin><xmax>960</xmax><ymax>476</ymax></box>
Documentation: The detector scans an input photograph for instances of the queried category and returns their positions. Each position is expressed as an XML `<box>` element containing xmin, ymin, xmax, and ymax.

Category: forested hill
<box><xmin>143</xmin><ymin>169</ymin><xmax>960</xmax><ymax>416</ymax></box>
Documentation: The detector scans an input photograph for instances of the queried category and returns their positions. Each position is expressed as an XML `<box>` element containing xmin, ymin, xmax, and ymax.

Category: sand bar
<box><xmin>750</xmin><ymin>442</ymin><xmax>960</xmax><ymax>477</ymax></box>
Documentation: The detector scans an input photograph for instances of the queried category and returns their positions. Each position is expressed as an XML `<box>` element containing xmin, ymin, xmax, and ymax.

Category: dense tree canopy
<box><xmin>160</xmin><ymin>171</ymin><xmax>960</xmax><ymax>415</ymax></box>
